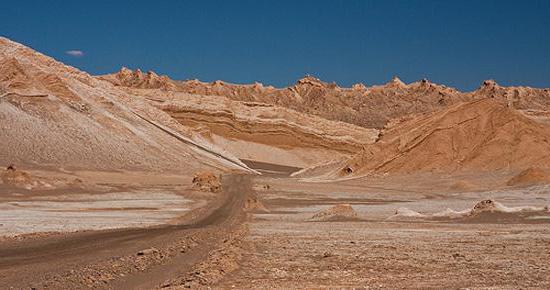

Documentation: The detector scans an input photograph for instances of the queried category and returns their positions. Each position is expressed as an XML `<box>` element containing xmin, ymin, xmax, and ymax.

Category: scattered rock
<box><xmin>309</xmin><ymin>204</ymin><xmax>359</xmax><ymax>222</ymax></box>
<box><xmin>322</xmin><ymin>251</ymin><xmax>333</xmax><ymax>258</ymax></box>
<box><xmin>192</xmin><ymin>172</ymin><xmax>222</xmax><ymax>193</ymax></box>
<box><xmin>137</xmin><ymin>247</ymin><xmax>159</xmax><ymax>256</ymax></box>
<box><xmin>452</xmin><ymin>253</ymin><xmax>465</xmax><ymax>259</ymax></box>
<box><xmin>342</xmin><ymin>166</ymin><xmax>354</xmax><ymax>175</ymax></box>
<box><xmin>352</xmin><ymin>83</ymin><xmax>367</xmax><ymax>91</ymax></box>
<box><xmin>469</xmin><ymin>199</ymin><xmax>497</xmax><ymax>216</ymax></box>
<box><xmin>1</xmin><ymin>165</ymin><xmax>34</xmax><ymax>188</ymax></box>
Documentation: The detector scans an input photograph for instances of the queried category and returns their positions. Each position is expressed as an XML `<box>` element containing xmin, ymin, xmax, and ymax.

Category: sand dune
<box><xmin>316</xmin><ymin>99</ymin><xmax>550</xmax><ymax>179</ymax></box>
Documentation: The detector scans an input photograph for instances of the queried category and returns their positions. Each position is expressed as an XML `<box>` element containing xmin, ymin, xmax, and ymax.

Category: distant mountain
<box><xmin>100</xmin><ymin>68</ymin><xmax>550</xmax><ymax>129</ymax></box>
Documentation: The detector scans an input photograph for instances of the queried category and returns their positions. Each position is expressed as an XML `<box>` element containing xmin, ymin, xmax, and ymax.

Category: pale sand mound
<box><xmin>391</xmin><ymin>199</ymin><xmax>550</xmax><ymax>223</ymax></box>
<box><xmin>335</xmin><ymin>99</ymin><xmax>550</xmax><ymax>178</ymax></box>
<box><xmin>387</xmin><ymin>207</ymin><xmax>426</xmax><ymax>220</ymax></box>
<box><xmin>431</xmin><ymin>208</ymin><xmax>470</xmax><ymax>219</ymax></box>
<box><xmin>468</xmin><ymin>199</ymin><xmax>544</xmax><ymax>216</ymax></box>
<box><xmin>309</xmin><ymin>204</ymin><xmax>359</xmax><ymax>222</ymax></box>
<box><xmin>507</xmin><ymin>168</ymin><xmax>550</xmax><ymax>186</ymax></box>
<box><xmin>463</xmin><ymin>199</ymin><xmax>550</xmax><ymax>223</ymax></box>
<box><xmin>192</xmin><ymin>171</ymin><xmax>222</xmax><ymax>193</ymax></box>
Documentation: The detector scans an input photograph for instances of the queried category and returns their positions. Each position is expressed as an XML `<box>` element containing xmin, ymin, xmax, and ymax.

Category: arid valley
<box><xmin>1</xmin><ymin>34</ymin><xmax>550</xmax><ymax>289</ymax></box>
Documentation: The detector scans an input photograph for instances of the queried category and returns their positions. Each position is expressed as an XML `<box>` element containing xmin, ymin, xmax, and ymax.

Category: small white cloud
<box><xmin>65</xmin><ymin>50</ymin><xmax>84</xmax><ymax>57</ymax></box>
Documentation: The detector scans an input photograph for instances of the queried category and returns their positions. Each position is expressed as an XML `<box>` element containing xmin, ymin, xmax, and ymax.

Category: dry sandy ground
<box><xmin>2</xmin><ymin>166</ymin><xmax>550</xmax><ymax>289</ymax></box>
<box><xmin>0</xmin><ymin>172</ymin><xmax>250</xmax><ymax>289</ymax></box>
<box><xmin>0</xmin><ymin>190</ymin><xmax>192</xmax><ymax>236</ymax></box>
<box><xmin>0</xmin><ymin>169</ymin><xmax>212</xmax><ymax>237</ymax></box>
<box><xmin>219</xmin><ymin>170</ymin><xmax>550</xmax><ymax>289</ymax></box>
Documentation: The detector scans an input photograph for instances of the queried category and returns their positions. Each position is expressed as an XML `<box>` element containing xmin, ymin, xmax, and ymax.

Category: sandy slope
<box><xmin>106</xmin><ymin>87</ymin><xmax>378</xmax><ymax>167</ymax></box>
<box><xmin>297</xmin><ymin>99</ymin><xmax>550</xmax><ymax>179</ymax></box>
<box><xmin>0</xmin><ymin>37</ymin><xmax>251</xmax><ymax>173</ymax></box>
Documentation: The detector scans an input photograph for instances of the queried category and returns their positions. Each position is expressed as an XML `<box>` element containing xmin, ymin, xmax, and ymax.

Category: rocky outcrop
<box><xmin>101</xmin><ymin>68</ymin><xmax>550</xmax><ymax>130</ymax></box>
<box><xmin>119</xmin><ymin>88</ymin><xmax>378</xmax><ymax>167</ymax></box>
<box><xmin>98</xmin><ymin>67</ymin><xmax>178</xmax><ymax>90</ymax></box>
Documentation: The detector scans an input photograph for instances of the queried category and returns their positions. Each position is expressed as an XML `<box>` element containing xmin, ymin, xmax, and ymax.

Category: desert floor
<box><xmin>221</xmin><ymin>169</ymin><xmax>550</xmax><ymax>289</ymax></box>
<box><xmin>1</xmin><ymin>163</ymin><xmax>550</xmax><ymax>289</ymax></box>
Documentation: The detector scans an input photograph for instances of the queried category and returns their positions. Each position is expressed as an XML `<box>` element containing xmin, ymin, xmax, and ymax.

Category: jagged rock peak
<box><xmin>108</xmin><ymin>67</ymin><xmax>176</xmax><ymax>90</ymax></box>
<box><xmin>252</xmin><ymin>81</ymin><xmax>264</xmax><ymax>89</ymax></box>
<box><xmin>296</xmin><ymin>74</ymin><xmax>324</xmax><ymax>87</ymax></box>
<box><xmin>119</xmin><ymin>66</ymin><xmax>133</xmax><ymax>75</ymax></box>
<box><xmin>116</xmin><ymin>67</ymin><xmax>161</xmax><ymax>78</ymax></box>
<box><xmin>352</xmin><ymin>83</ymin><xmax>367</xmax><ymax>91</ymax></box>
<box><xmin>416</xmin><ymin>78</ymin><xmax>435</xmax><ymax>88</ymax></box>
<box><xmin>115</xmin><ymin>67</ymin><xmax>144</xmax><ymax>78</ymax></box>
<box><xmin>147</xmin><ymin>70</ymin><xmax>159</xmax><ymax>77</ymax></box>
<box><xmin>482</xmin><ymin>79</ymin><xmax>499</xmax><ymax>88</ymax></box>
<box><xmin>387</xmin><ymin>76</ymin><xmax>406</xmax><ymax>87</ymax></box>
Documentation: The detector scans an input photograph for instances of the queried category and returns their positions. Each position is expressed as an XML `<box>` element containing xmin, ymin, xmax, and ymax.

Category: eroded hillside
<box><xmin>0</xmin><ymin>37</ymin><xmax>251</xmax><ymax>173</ymax></box>
<box><xmin>101</xmin><ymin>68</ymin><xmax>550</xmax><ymax>129</ymax></box>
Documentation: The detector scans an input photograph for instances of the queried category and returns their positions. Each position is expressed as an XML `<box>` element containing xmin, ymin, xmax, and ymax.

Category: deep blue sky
<box><xmin>1</xmin><ymin>0</ymin><xmax>549</xmax><ymax>90</ymax></box>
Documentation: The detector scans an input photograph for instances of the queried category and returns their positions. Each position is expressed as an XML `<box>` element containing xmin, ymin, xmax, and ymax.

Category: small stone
<box><xmin>137</xmin><ymin>247</ymin><xmax>159</xmax><ymax>256</ymax></box>
<box><xmin>452</xmin><ymin>253</ymin><xmax>465</xmax><ymax>259</ymax></box>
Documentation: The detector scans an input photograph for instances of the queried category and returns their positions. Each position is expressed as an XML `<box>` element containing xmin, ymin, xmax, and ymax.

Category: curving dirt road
<box><xmin>0</xmin><ymin>173</ymin><xmax>252</xmax><ymax>289</ymax></box>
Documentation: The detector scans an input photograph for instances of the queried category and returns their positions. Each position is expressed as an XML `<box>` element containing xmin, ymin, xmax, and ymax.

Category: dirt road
<box><xmin>0</xmin><ymin>174</ymin><xmax>252</xmax><ymax>289</ymax></box>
